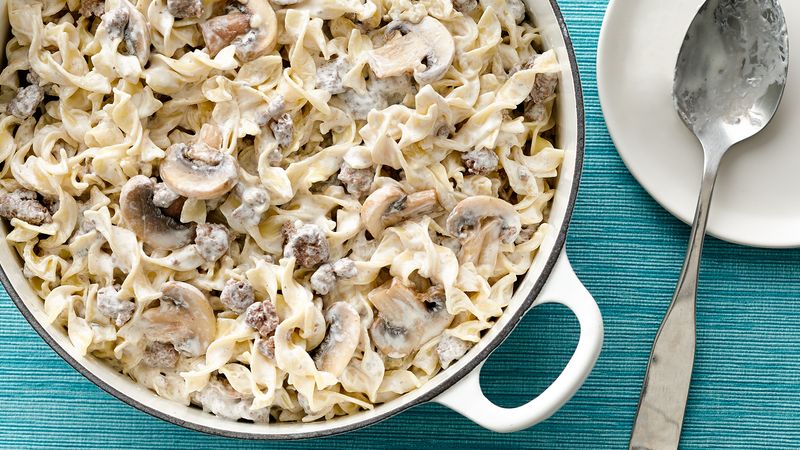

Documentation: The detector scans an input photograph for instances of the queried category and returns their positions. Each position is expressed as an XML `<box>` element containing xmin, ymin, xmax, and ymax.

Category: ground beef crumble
<box><xmin>245</xmin><ymin>301</ymin><xmax>279</xmax><ymax>338</ymax></box>
<box><xmin>194</xmin><ymin>223</ymin><xmax>230</xmax><ymax>262</ymax></box>
<box><xmin>167</xmin><ymin>0</ymin><xmax>204</xmax><ymax>18</ymax></box>
<box><xmin>316</xmin><ymin>57</ymin><xmax>350</xmax><ymax>95</ymax></box>
<box><xmin>437</xmin><ymin>334</ymin><xmax>472</xmax><ymax>369</ymax></box>
<box><xmin>256</xmin><ymin>336</ymin><xmax>275</xmax><ymax>359</ymax></box>
<box><xmin>220</xmin><ymin>279</ymin><xmax>255</xmax><ymax>314</ymax></box>
<box><xmin>255</xmin><ymin>95</ymin><xmax>285</xmax><ymax>126</ymax></box>
<box><xmin>0</xmin><ymin>189</ymin><xmax>52</xmax><ymax>225</ymax></box>
<box><xmin>507</xmin><ymin>0</ymin><xmax>527</xmax><ymax>24</ymax></box>
<box><xmin>96</xmin><ymin>286</ymin><xmax>135</xmax><ymax>326</ymax></box>
<box><xmin>462</xmin><ymin>148</ymin><xmax>499</xmax><ymax>175</ymax></box>
<box><xmin>101</xmin><ymin>7</ymin><xmax>130</xmax><ymax>41</ymax></box>
<box><xmin>152</xmin><ymin>182</ymin><xmax>181</xmax><ymax>208</ymax></box>
<box><xmin>452</xmin><ymin>0</ymin><xmax>477</xmax><ymax>13</ymax></box>
<box><xmin>231</xmin><ymin>184</ymin><xmax>269</xmax><ymax>230</ymax></box>
<box><xmin>283</xmin><ymin>221</ymin><xmax>330</xmax><ymax>268</ymax></box>
<box><xmin>337</xmin><ymin>163</ymin><xmax>374</xmax><ymax>197</ymax></box>
<box><xmin>310</xmin><ymin>258</ymin><xmax>357</xmax><ymax>295</ymax></box>
<box><xmin>142</xmin><ymin>341</ymin><xmax>179</xmax><ymax>368</ymax></box>
<box><xmin>79</xmin><ymin>0</ymin><xmax>105</xmax><ymax>17</ymax></box>
<box><xmin>310</xmin><ymin>264</ymin><xmax>336</xmax><ymax>295</ymax></box>
<box><xmin>270</xmin><ymin>113</ymin><xmax>294</xmax><ymax>148</ymax></box>
<box><xmin>8</xmin><ymin>82</ymin><xmax>44</xmax><ymax>119</ymax></box>
<box><xmin>332</xmin><ymin>258</ymin><xmax>357</xmax><ymax>278</ymax></box>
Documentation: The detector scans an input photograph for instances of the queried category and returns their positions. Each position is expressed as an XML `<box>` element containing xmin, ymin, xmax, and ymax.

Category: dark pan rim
<box><xmin>1</xmin><ymin>0</ymin><xmax>586</xmax><ymax>440</ymax></box>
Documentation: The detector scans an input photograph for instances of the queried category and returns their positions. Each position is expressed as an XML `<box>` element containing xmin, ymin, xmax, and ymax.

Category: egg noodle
<box><xmin>0</xmin><ymin>0</ymin><xmax>563</xmax><ymax>422</ymax></box>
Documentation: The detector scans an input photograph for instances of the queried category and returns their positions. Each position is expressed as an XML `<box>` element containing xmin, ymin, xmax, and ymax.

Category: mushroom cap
<box><xmin>313</xmin><ymin>302</ymin><xmax>361</xmax><ymax>377</ymax></box>
<box><xmin>120</xmin><ymin>175</ymin><xmax>196</xmax><ymax>250</ymax></box>
<box><xmin>445</xmin><ymin>196</ymin><xmax>522</xmax><ymax>244</ymax></box>
<box><xmin>200</xmin><ymin>12</ymin><xmax>251</xmax><ymax>57</ymax></box>
<box><xmin>361</xmin><ymin>185</ymin><xmax>405</xmax><ymax>237</ymax></box>
<box><xmin>361</xmin><ymin>186</ymin><xmax>440</xmax><ymax>237</ymax></box>
<box><xmin>122</xmin><ymin>0</ymin><xmax>151</xmax><ymax>66</ymax></box>
<box><xmin>200</xmin><ymin>0</ymin><xmax>277</xmax><ymax>62</ymax></box>
<box><xmin>236</xmin><ymin>0</ymin><xmax>278</xmax><ymax>62</ymax></box>
<box><xmin>141</xmin><ymin>281</ymin><xmax>217</xmax><ymax>357</ymax></box>
<box><xmin>367</xmin><ymin>17</ymin><xmax>455</xmax><ymax>85</ymax></box>
<box><xmin>368</xmin><ymin>279</ymin><xmax>452</xmax><ymax>358</ymax></box>
<box><xmin>160</xmin><ymin>141</ymin><xmax>239</xmax><ymax>200</ymax></box>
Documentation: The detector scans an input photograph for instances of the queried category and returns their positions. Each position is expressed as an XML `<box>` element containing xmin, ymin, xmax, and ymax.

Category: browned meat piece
<box><xmin>316</xmin><ymin>57</ymin><xmax>349</xmax><ymax>95</ymax></box>
<box><xmin>194</xmin><ymin>223</ymin><xmax>230</xmax><ymax>262</ymax></box>
<box><xmin>462</xmin><ymin>148</ymin><xmax>499</xmax><ymax>175</ymax></box>
<box><xmin>270</xmin><ymin>113</ymin><xmax>293</xmax><ymax>148</ymax></box>
<box><xmin>245</xmin><ymin>301</ymin><xmax>279</xmax><ymax>337</ymax></box>
<box><xmin>310</xmin><ymin>264</ymin><xmax>336</xmax><ymax>295</ymax></box>
<box><xmin>151</xmin><ymin>182</ymin><xmax>181</xmax><ymax>208</ymax></box>
<box><xmin>96</xmin><ymin>286</ymin><xmax>135</xmax><ymax>326</ymax></box>
<box><xmin>523</xmin><ymin>101</ymin><xmax>548</xmax><ymax>123</ymax></box>
<box><xmin>332</xmin><ymin>258</ymin><xmax>357</xmax><ymax>278</ymax></box>
<box><xmin>437</xmin><ymin>334</ymin><xmax>472</xmax><ymax>369</ymax></box>
<box><xmin>167</xmin><ymin>0</ymin><xmax>204</xmax><ymax>18</ymax></box>
<box><xmin>142</xmin><ymin>341</ymin><xmax>180</xmax><ymax>368</ymax></box>
<box><xmin>79</xmin><ymin>0</ymin><xmax>105</xmax><ymax>17</ymax></box>
<box><xmin>337</xmin><ymin>163</ymin><xmax>373</xmax><ymax>197</ymax></box>
<box><xmin>529</xmin><ymin>72</ymin><xmax>559</xmax><ymax>104</ymax></box>
<box><xmin>282</xmin><ymin>221</ymin><xmax>330</xmax><ymax>268</ymax></box>
<box><xmin>220</xmin><ymin>279</ymin><xmax>255</xmax><ymax>314</ymax></box>
<box><xmin>507</xmin><ymin>0</ymin><xmax>527</xmax><ymax>24</ymax></box>
<box><xmin>7</xmin><ymin>83</ymin><xmax>44</xmax><ymax>119</ymax></box>
<box><xmin>0</xmin><ymin>189</ymin><xmax>52</xmax><ymax>225</ymax></box>
<box><xmin>256</xmin><ymin>336</ymin><xmax>275</xmax><ymax>359</ymax></box>
<box><xmin>452</xmin><ymin>0</ymin><xmax>477</xmax><ymax>14</ymax></box>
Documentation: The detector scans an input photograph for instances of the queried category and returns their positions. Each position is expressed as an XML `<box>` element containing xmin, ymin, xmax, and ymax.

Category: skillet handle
<box><xmin>433</xmin><ymin>251</ymin><xmax>603</xmax><ymax>433</ymax></box>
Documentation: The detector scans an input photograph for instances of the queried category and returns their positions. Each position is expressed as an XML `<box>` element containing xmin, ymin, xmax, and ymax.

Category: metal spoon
<box><xmin>629</xmin><ymin>1</ymin><xmax>789</xmax><ymax>449</ymax></box>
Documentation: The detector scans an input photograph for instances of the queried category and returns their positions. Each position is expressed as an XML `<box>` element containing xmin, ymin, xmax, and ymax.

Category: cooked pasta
<box><xmin>0</xmin><ymin>0</ymin><xmax>563</xmax><ymax>422</ymax></box>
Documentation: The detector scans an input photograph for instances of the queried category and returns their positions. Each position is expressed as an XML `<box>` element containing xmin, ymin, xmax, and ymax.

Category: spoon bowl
<box><xmin>674</xmin><ymin>0</ymin><xmax>789</xmax><ymax>148</ymax></box>
<box><xmin>631</xmin><ymin>1</ymin><xmax>788</xmax><ymax>449</ymax></box>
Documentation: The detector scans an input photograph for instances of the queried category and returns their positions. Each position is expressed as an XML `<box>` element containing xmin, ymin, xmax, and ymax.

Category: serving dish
<box><xmin>598</xmin><ymin>0</ymin><xmax>800</xmax><ymax>248</ymax></box>
<box><xmin>0</xmin><ymin>0</ymin><xmax>602</xmax><ymax>438</ymax></box>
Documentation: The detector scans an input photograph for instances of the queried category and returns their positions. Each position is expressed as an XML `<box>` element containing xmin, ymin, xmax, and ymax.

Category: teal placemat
<box><xmin>3</xmin><ymin>1</ymin><xmax>800</xmax><ymax>448</ymax></box>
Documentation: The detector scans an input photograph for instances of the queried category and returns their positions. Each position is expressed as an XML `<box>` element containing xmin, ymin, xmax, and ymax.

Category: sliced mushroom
<box><xmin>160</xmin><ymin>125</ymin><xmax>239</xmax><ymax>200</ymax></box>
<box><xmin>361</xmin><ymin>186</ymin><xmax>440</xmax><ymax>237</ymax></box>
<box><xmin>201</xmin><ymin>13</ymin><xmax>250</xmax><ymax>55</ymax></box>
<box><xmin>120</xmin><ymin>175</ymin><xmax>196</xmax><ymax>250</ymax></box>
<box><xmin>367</xmin><ymin>17</ymin><xmax>455</xmax><ymax>85</ymax></box>
<box><xmin>369</xmin><ymin>279</ymin><xmax>452</xmax><ymax>358</ymax></box>
<box><xmin>199</xmin><ymin>0</ymin><xmax>277</xmax><ymax>62</ymax></box>
<box><xmin>313</xmin><ymin>302</ymin><xmax>361</xmax><ymax>377</ymax></box>
<box><xmin>141</xmin><ymin>281</ymin><xmax>217</xmax><ymax>357</ymax></box>
<box><xmin>445</xmin><ymin>196</ymin><xmax>521</xmax><ymax>270</ymax></box>
<box><xmin>101</xmin><ymin>0</ymin><xmax>151</xmax><ymax>65</ymax></box>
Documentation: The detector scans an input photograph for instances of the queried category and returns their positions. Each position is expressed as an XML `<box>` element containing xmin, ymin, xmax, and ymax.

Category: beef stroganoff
<box><xmin>0</xmin><ymin>0</ymin><xmax>563</xmax><ymax>422</ymax></box>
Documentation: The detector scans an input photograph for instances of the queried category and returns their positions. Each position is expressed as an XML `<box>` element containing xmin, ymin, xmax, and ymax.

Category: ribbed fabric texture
<box><xmin>2</xmin><ymin>1</ymin><xmax>800</xmax><ymax>448</ymax></box>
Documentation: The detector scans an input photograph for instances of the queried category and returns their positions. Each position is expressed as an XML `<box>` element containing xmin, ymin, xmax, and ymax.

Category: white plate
<box><xmin>598</xmin><ymin>0</ymin><xmax>800</xmax><ymax>248</ymax></box>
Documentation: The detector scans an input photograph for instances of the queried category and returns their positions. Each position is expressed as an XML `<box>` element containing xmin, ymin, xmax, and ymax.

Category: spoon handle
<box><xmin>629</xmin><ymin>151</ymin><xmax>723</xmax><ymax>450</ymax></box>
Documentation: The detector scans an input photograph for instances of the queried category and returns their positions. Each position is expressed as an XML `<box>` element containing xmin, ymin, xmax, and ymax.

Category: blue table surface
<box><xmin>3</xmin><ymin>1</ymin><xmax>800</xmax><ymax>448</ymax></box>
